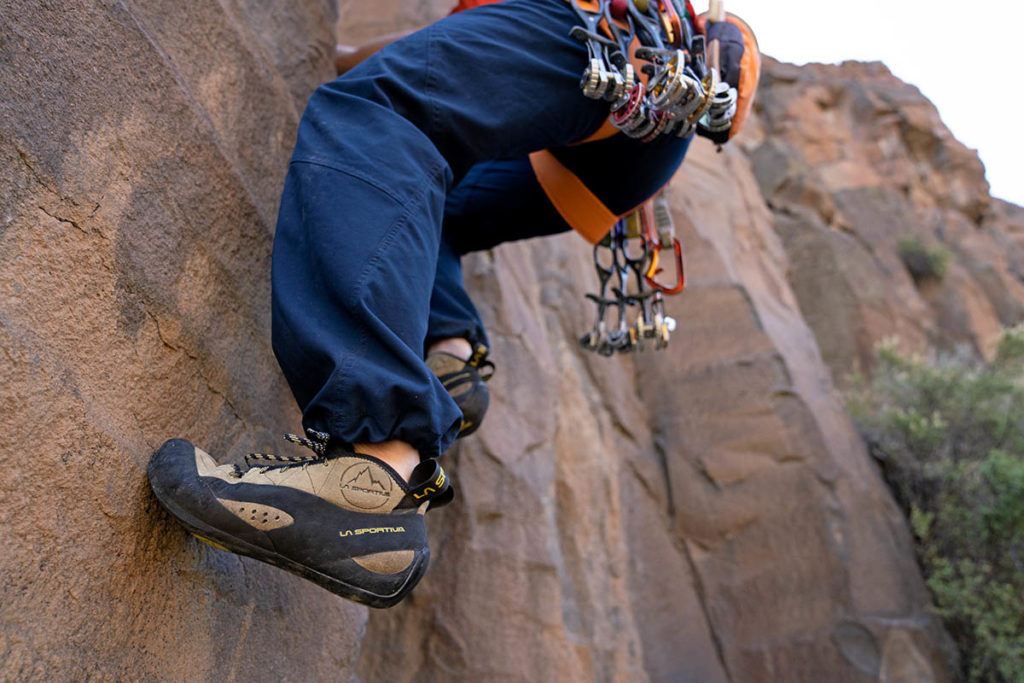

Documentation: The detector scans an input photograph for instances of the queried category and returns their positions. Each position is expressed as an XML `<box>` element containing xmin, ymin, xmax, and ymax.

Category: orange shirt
<box><xmin>450</xmin><ymin>0</ymin><xmax>502</xmax><ymax>13</ymax></box>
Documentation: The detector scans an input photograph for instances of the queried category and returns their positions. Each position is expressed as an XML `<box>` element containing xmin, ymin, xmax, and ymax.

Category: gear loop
<box><xmin>571</xmin><ymin>0</ymin><xmax>718</xmax><ymax>143</ymax></box>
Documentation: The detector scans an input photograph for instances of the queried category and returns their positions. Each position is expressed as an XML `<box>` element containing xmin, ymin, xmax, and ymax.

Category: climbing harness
<box><xmin>579</xmin><ymin>190</ymin><xmax>684</xmax><ymax>354</ymax></box>
<box><xmin>570</xmin><ymin>0</ymin><xmax>719</xmax><ymax>141</ymax></box>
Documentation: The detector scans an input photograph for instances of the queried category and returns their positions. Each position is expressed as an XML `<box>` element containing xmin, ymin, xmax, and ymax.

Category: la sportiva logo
<box><xmin>339</xmin><ymin>526</ymin><xmax>405</xmax><ymax>537</ymax></box>
<box><xmin>339</xmin><ymin>463</ymin><xmax>393</xmax><ymax>510</ymax></box>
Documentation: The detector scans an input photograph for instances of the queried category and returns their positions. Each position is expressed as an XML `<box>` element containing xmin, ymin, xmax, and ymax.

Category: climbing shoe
<box><xmin>426</xmin><ymin>345</ymin><xmax>494</xmax><ymax>438</ymax></box>
<box><xmin>147</xmin><ymin>429</ymin><xmax>453</xmax><ymax>608</ymax></box>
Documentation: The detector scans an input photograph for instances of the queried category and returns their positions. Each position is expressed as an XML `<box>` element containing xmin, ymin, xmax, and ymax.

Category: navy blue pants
<box><xmin>272</xmin><ymin>0</ymin><xmax>690</xmax><ymax>456</ymax></box>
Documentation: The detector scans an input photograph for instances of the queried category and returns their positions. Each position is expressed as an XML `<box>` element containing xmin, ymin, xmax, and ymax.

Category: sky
<box><xmin>721</xmin><ymin>0</ymin><xmax>1023</xmax><ymax>207</ymax></box>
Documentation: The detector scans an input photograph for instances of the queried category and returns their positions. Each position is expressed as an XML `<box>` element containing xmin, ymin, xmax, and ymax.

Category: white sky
<box><xmin>721</xmin><ymin>0</ymin><xmax>1023</xmax><ymax>207</ymax></box>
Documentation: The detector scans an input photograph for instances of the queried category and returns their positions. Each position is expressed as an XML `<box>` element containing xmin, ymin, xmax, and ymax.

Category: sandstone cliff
<box><xmin>749</xmin><ymin>59</ymin><xmax>1024</xmax><ymax>380</ymax></box>
<box><xmin>4</xmin><ymin>0</ymin><xmax>1019</xmax><ymax>680</ymax></box>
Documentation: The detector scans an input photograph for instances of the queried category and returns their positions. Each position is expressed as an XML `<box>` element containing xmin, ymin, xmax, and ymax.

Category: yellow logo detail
<box><xmin>470</xmin><ymin>345</ymin><xmax>488</xmax><ymax>367</ymax></box>
<box><xmin>413</xmin><ymin>469</ymin><xmax>447</xmax><ymax>500</ymax></box>
<box><xmin>339</xmin><ymin>526</ymin><xmax>406</xmax><ymax>538</ymax></box>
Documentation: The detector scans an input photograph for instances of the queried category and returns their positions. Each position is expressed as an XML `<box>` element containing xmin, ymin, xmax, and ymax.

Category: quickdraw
<box><xmin>570</xmin><ymin>0</ymin><xmax>718</xmax><ymax>141</ymax></box>
<box><xmin>579</xmin><ymin>191</ymin><xmax>684</xmax><ymax>354</ymax></box>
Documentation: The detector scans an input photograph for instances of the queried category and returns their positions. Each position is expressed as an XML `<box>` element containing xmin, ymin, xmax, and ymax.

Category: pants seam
<box><xmin>289</xmin><ymin>158</ymin><xmax>409</xmax><ymax>206</ymax></box>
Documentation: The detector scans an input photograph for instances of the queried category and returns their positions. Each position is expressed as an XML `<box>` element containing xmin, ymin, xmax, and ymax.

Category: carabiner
<box><xmin>638</xmin><ymin>198</ymin><xmax>685</xmax><ymax>294</ymax></box>
<box><xmin>656</xmin><ymin>0</ymin><xmax>684</xmax><ymax>49</ymax></box>
<box><xmin>645</xmin><ymin>237</ymin><xmax>685</xmax><ymax>294</ymax></box>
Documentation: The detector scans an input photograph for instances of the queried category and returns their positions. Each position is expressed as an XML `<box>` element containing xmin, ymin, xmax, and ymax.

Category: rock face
<box><xmin>749</xmin><ymin>58</ymin><xmax>1024</xmax><ymax>380</ymax></box>
<box><xmin>1</xmin><ymin>0</ymin><xmax>368</xmax><ymax>679</ymax></box>
<box><xmin>6</xmin><ymin>0</ymin><xmax>1015</xmax><ymax>680</ymax></box>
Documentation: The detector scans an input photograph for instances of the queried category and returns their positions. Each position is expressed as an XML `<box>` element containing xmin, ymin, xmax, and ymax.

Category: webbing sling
<box><xmin>528</xmin><ymin>149</ymin><xmax>620</xmax><ymax>244</ymax></box>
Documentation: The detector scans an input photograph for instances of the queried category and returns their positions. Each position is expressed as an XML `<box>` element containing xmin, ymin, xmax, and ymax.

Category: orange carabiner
<box><xmin>657</xmin><ymin>0</ymin><xmax>683</xmax><ymax>48</ymax></box>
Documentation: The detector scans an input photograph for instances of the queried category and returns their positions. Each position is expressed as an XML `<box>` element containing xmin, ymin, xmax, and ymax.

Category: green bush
<box><xmin>848</xmin><ymin>325</ymin><xmax>1024</xmax><ymax>682</ymax></box>
<box><xmin>898</xmin><ymin>236</ymin><xmax>952</xmax><ymax>283</ymax></box>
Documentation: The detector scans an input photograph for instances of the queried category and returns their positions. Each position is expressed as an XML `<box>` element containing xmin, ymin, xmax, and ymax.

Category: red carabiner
<box><xmin>640</xmin><ymin>201</ymin><xmax>685</xmax><ymax>294</ymax></box>
<box><xmin>646</xmin><ymin>237</ymin><xmax>685</xmax><ymax>294</ymax></box>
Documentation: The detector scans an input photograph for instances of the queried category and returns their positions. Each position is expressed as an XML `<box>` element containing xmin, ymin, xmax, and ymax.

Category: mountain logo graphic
<box><xmin>339</xmin><ymin>463</ymin><xmax>393</xmax><ymax>510</ymax></box>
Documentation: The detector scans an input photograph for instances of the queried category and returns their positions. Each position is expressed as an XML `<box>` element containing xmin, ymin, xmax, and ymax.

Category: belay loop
<box><xmin>570</xmin><ymin>0</ymin><xmax>718</xmax><ymax>141</ymax></box>
<box><xmin>579</xmin><ymin>190</ymin><xmax>684</xmax><ymax>355</ymax></box>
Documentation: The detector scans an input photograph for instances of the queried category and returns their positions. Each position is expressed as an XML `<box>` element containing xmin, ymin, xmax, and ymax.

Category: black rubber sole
<box><xmin>148</xmin><ymin>441</ymin><xmax>428</xmax><ymax>609</ymax></box>
<box><xmin>453</xmin><ymin>376</ymin><xmax>490</xmax><ymax>438</ymax></box>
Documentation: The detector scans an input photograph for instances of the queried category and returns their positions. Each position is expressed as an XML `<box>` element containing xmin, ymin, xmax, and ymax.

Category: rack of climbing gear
<box><xmin>570</xmin><ymin>0</ymin><xmax>719</xmax><ymax>141</ymax></box>
<box><xmin>579</xmin><ymin>191</ymin><xmax>685</xmax><ymax>354</ymax></box>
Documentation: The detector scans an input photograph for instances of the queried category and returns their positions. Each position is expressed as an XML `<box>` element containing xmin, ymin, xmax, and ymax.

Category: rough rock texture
<box><xmin>1</xmin><ymin>0</ymin><xmax>369</xmax><ymax>679</ymax></box>
<box><xmin>749</xmin><ymin>58</ymin><xmax>1024</xmax><ymax>381</ymax></box>
<box><xmin>5</xmin><ymin>0</ymin><xmax>1011</xmax><ymax>680</ymax></box>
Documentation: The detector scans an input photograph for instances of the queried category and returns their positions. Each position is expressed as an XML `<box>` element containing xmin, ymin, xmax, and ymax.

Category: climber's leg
<box><xmin>423</xmin><ymin>156</ymin><xmax>570</xmax><ymax>437</ymax></box>
<box><xmin>272</xmin><ymin>0</ymin><xmax>610</xmax><ymax>459</ymax></box>
<box><xmin>424</xmin><ymin>236</ymin><xmax>494</xmax><ymax>438</ymax></box>
<box><xmin>427</xmin><ymin>156</ymin><xmax>573</xmax><ymax>356</ymax></box>
<box><xmin>441</xmin><ymin>156</ymin><xmax>572</xmax><ymax>256</ymax></box>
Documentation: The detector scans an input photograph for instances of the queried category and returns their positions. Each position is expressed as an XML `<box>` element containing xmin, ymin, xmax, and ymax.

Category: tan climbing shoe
<box><xmin>147</xmin><ymin>430</ymin><xmax>453</xmax><ymax>608</ymax></box>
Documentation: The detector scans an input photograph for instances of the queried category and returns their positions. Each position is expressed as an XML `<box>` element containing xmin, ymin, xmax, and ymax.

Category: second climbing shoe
<box><xmin>147</xmin><ymin>430</ymin><xmax>453</xmax><ymax>608</ymax></box>
<box><xmin>427</xmin><ymin>346</ymin><xmax>494</xmax><ymax>438</ymax></box>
